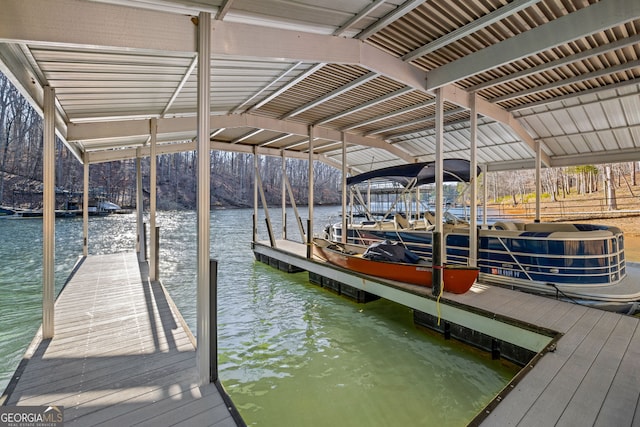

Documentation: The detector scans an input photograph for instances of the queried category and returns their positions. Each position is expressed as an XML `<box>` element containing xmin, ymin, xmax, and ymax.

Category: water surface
<box><xmin>0</xmin><ymin>207</ymin><xmax>517</xmax><ymax>426</ymax></box>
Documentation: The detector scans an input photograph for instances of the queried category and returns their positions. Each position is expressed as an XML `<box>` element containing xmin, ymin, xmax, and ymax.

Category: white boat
<box><xmin>327</xmin><ymin>160</ymin><xmax>640</xmax><ymax>314</ymax></box>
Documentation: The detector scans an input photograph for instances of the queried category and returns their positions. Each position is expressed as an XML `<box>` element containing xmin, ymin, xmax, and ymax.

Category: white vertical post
<box><xmin>535</xmin><ymin>141</ymin><xmax>542</xmax><ymax>222</ymax></box>
<box><xmin>469</xmin><ymin>93</ymin><xmax>478</xmax><ymax>267</ymax></box>
<box><xmin>82</xmin><ymin>154</ymin><xmax>89</xmax><ymax>257</ymax></box>
<box><xmin>434</xmin><ymin>89</ymin><xmax>444</xmax><ymax>235</ymax></box>
<box><xmin>253</xmin><ymin>146</ymin><xmax>259</xmax><ymax>242</ymax></box>
<box><xmin>196</xmin><ymin>11</ymin><xmax>212</xmax><ymax>385</ymax></box>
<box><xmin>149</xmin><ymin>118</ymin><xmax>158</xmax><ymax>280</ymax></box>
<box><xmin>281</xmin><ymin>151</ymin><xmax>286</xmax><ymax>239</ymax></box>
<box><xmin>433</xmin><ymin>87</ymin><xmax>445</xmax><ymax>296</ymax></box>
<box><xmin>42</xmin><ymin>85</ymin><xmax>55</xmax><ymax>339</ymax></box>
<box><xmin>308</xmin><ymin>126</ymin><xmax>314</xmax><ymax>245</ymax></box>
<box><xmin>341</xmin><ymin>133</ymin><xmax>347</xmax><ymax>244</ymax></box>
<box><xmin>136</xmin><ymin>151</ymin><xmax>145</xmax><ymax>262</ymax></box>
<box><xmin>482</xmin><ymin>164</ymin><xmax>488</xmax><ymax>227</ymax></box>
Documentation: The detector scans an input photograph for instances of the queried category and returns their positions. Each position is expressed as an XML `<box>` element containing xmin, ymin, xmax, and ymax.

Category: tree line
<box><xmin>487</xmin><ymin>163</ymin><xmax>638</xmax><ymax>210</ymax></box>
<box><xmin>0</xmin><ymin>73</ymin><xmax>343</xmax><ymax>210</ymax></box>
<box><xmin>1</xmin><ymin>72</ymin><xmax>637</xmax><ymax>211</ymax></box>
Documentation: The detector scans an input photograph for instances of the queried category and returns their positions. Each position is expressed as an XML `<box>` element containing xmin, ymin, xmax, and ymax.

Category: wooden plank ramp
<box><xmin>2</xmin><ymin>252</ymin><xmax>241</xmax><ymax>427</ymax></box>
<box><xmin>258</xmin><ymin>239</ymin><xmax>640</xmax><ymax>426</ymax></box>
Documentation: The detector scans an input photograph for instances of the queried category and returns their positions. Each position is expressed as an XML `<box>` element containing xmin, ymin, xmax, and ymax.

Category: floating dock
<box><xmin>1</xmin><ymin>253</ymin><xmax>241</xmax><ymax>427</ymax></box>
<box><xmin>254</xmin><ymin>239</ymin><xmax>640</xmax><ymax>426</ymax></box>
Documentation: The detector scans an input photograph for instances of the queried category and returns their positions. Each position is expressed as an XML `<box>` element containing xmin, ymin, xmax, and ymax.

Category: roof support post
<box><xmin>433</xmin><ymin>87</ymin><xmax>444</xmax><ymax>296</ymax></box>
<box><xmin>307</xmin><ymin>125</ymin><xmax>314</xmax><ymax>257</ymax></box>
<box><xmin>42</xmin><ymin>85</ymin><xmax>55</xmax><ymax>339</ymax></box>
<box><xmin>149</xmin><ymin>118</ymin><xmax>158</xmax><ymax>281</ymax></box>
<box><xmin>82</xmin><ymin>154</ymin><xmax>89</xmax><ymax>257</ymax></box>
<box><xmin>482</xmin><ymin>164</ymin><xmax>488</xmax><ymax>227</ymax></box>
<box><xmin>196</xmin><ymin>11</ymin><xmax>212</xmax><ymax>385</ymax></box>
<box><xmin>535</xmin><ymin>140</ymin><xmax>542</xmax><ymax>222</ymax></box>
<box><xmin>281</xmin><ymin>150</ymin><xmax>286</xmax><ymax>240</ymax></box>
<box><xmin>341</xmin><ymin>133</ymin><xmax>347</xmax><ymax>244</ymax></box>
<box><xmin>253</xmin><ymin>147</ymin><xmax>259</xmax><ymax>243</ymax></box>
<box><xmin>136</xmin><ymin>150</ymin><xmax>145</xmax><ymax>262</ymax></box>
<box><xmin>469</xmin><ymin>93</ymin><xmax>478</xmax><ymax>268</ymax></box>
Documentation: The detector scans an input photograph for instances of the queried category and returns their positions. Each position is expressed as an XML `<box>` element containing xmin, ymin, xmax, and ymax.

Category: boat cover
<box><xmin>346</xmin><ymin>159</ymin><xmax>479</xmax><ymax>186</ymax></box>
<box><xmin>363</xmin><ymin>240</ymin><xmax>421</xmax><ymax>264</ymax></box>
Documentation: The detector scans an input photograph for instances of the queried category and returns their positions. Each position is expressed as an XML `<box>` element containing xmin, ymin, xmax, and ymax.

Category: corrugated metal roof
<box><xmin>0</xmin><ymin>0</ymin><xmax>639</xmax><ymax>174</ymax></box>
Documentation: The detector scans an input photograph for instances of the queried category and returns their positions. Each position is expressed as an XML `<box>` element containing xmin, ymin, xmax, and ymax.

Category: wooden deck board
<box><xmin>258</xmin><ymin>239</ymin><xmax>640</xmax><ymax>427</ymax></box>
<box><xmin>516</xmin><ymin>311</ymin><xmax>619</xmax><ymax>426</ymax></box>
<box><xmin>445</xmin><ymin>274</ymin><xmax>640</xmax><ymax>427</ymax></box>
<box><xmin>557</xmin><ymin>314</ymin><xmax>637</xmax><ymax>425</ymax></box>
<box><xmin>593</xmin><ymin>319</ymin><xmax>640</xmax><ymax>426</ymax></box>
<box><xmin>67</xmin><ymin>383</ymin><xmax>225</xmax><ymax>426</ymax></box>
<box><xmin>3</xmin><ymin>252</ymin><xmax>239</xmax><ymax>427</ymax></box>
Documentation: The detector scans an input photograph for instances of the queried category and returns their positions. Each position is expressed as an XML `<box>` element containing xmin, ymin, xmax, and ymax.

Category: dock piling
<box><xmin>432</xmin><ymin>231</ymin><xmax>442</xmax><ymax>296</ymax></box>
<box><xmin>154</xmin><ymin>226</ymin><xmax>160</xmax><ymax>280</ymax></box>
<box><xmin>210</xmin><ymin>259</ymin><xmax>218</xmax><ymax>382</ymax></box>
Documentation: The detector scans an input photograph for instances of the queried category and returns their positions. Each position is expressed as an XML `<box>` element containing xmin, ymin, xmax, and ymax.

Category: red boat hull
<box><xmin>313</xmin><ymin>240</ymin><xmax>478</xmax><ymax>294</ymax></box>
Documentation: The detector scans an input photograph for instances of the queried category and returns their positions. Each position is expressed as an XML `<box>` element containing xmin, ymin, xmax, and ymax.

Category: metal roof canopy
<box><xmin>0</xmin><ymin>0</ymin><xmax>639</xmax><ymax>174</ymax></box>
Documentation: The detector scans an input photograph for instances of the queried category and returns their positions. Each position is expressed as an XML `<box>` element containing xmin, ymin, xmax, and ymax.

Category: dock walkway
<box><xmin>2</xmin><ymin>252</ymin><xmax>240</xmax><ymax>427</ymax></box>
<box><xmin>256</xmin><ymin>239</ymin><xmax>640</xmax><ymax>426</ymax></box>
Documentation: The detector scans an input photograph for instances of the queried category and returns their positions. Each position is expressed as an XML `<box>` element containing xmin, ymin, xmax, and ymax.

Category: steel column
<box><xmin>281</xmin><ymin>150</ymin><xmax>286</xmax><ymax>239</ymax></box>
<box><xmin>433</xmin><ymin>88</ymin><xmax>444</xmax><ymax>296</ymax></box>
<box><xmin>149</xmin><ymin>118</ymin><xmax>158</xmax><ymax>280</ymax></box>
<box><xmin>196</xmin><ymin>11</ymin><xmax>212</xmax><ymax>385</ymax></box>
<box><xmin>253</xmin><ymin>145</ymin><xmax>259</xmax><ymax>243</ymax></box>
<box><xmin>469</xmin><ymin>93</ymin><xmax>478</xmax><ymax>267</ymax></box>
<box><xmin>482</xmin><ymin>164</ymin><xmax>488</xmax><ymax>226</ymax></box>
<box><xmin>535</xmin><ymin>140</ymin><xmax>542</xmax><ymax>222</ymax></box>
<box><xmin>136</xmin><ymin>151</ymin><xmax>145</xmax><ymax>262</ymax></box>
<box><xmin>307</xmin><ymin>125</ymin><xmax>314</xmax><ymax>252</ymax></box>
<box><xmin>83</xmin><ymin>154</ymin><xmax>89</xmax><ymax>257</ymax></box>
<box><xmin>341</xmin><ymin>133</ymin><xmax>347</xmax><ymax>244</ymax></box>
<box><xmin>42</xmin><ymin>85</ymin><xmax>55</xmax><ymax>339</ymax></box>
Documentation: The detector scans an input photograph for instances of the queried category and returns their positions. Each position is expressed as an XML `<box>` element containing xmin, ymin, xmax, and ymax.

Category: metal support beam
<box><xmin>136</xmin><ymin>151</ymin><xmax>145</xmax><ymax>262</ymax></box>
<box><xmin>255</xmin><ymin>153</ymin><xmax>276</xmax><ymax>248</ymax></box>
<box><xmin>402</xmin><ymin>0</ymin><xmax>541</xmax><ymax>62</ymax></box>
<box><xmin>281</xmin><ymin>151</ymin><xmax>286</xmax><ymax>239</ymax></box>
<box><xmin>482</xmin><ymin>164</ymin><xmax>488</xmax><ymax>227</ymax></box>
<box><xmin>427</xmin><ymin>0</ymin><xmax>640</xmax><ymax>90</ymax></box>
<box><xmin>307</xmin><ymin>125</ymin><xmax>315</xmax><ymax>255</ymax></box>
<box><xmin>149</xmin><ymin>118</ymin><xmax>158</xmax><ymax>281</ymax></box>
<box><xmin>341</xmin><ymin>133</ymin><xmax>347</xmax><ymax>244</ymax></box>
<box><xmin>83</xmin><ymin>155</ymin><xmax>89</xmax><ymax>257</ymax></box>
<box><xmin>469</xmin><ymin>93</ymin><xmax>478</xmax><ymax>267</ymax></box>
<box><xmin>196</xmin><ymin>11</ymin><xmax>212</xmax><ymax>385</ymax></box>
<box><xmin>440</xmin><ymin>85</ymin><xmax>551</xmax><ymax>167</ymax></box>
<box><xmin>253</xmin><ymin>146</ymin><xmax>259</xmax><ymax>243</ymax></box>
<box><xmin>535</xmin><ymin>140</ymin><xmax>542</xmax><ymax>222</ymax></box>
<box><xmin>42</xmin><ymin>85</ymin><xmax>55</xmax><ymax>339</ymax></box>
<box><xmin>433</xmin><ymin>88</ymin><xmax>444</xmax><ymax>296</ymax></box>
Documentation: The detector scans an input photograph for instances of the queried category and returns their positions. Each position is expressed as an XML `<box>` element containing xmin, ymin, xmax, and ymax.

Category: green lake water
<box><xmin>0</xmin><ymin>207</ymin><xmax>518</xmax><ymax>426</ymax></box>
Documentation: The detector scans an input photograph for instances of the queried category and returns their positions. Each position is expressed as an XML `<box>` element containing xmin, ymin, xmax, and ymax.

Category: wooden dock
<box><xmin>1</xmin><ymin>252</ymin><xmax>241</xmax><ymax>427</ymax></box>
<box><xmin>454</xmin><ymin>283</ymin><xmax>640</xmax><ymax>426</ymax></box>
<box><xmin>254</xmin><ymin>239</ymin><xmax>640</xmax><ymax>426</ymax></box>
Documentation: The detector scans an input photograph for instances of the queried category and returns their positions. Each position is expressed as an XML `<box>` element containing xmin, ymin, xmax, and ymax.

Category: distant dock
<box><xmin>1</xmin><ymin>253</ymin><xmax>242</xmax><ymax>427</ymax></box>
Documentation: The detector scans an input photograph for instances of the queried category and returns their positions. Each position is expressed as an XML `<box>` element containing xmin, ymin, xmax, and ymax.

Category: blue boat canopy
<box><xmin>346</xmin><ymin>159</ymin><xmax>480</xmax><ymax>186</ymax></box>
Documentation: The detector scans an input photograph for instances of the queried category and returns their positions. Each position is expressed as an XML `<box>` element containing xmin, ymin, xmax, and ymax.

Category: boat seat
<box><xmin>492</xmin><ymin>221</ymin><xmax>521</xmax><ymax>231</ymax></box>
<box><xmin>394</xmin><ymin>213</ymin><xmax>410</xmax><ymax>229</ymax></box>
<box><xmin>524</xmin><ymin>223</ymin><xmax>580</xmax><ymax>232</ymax></box>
